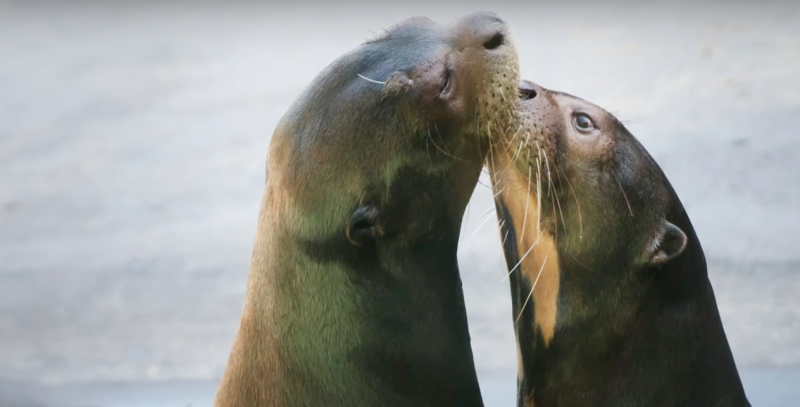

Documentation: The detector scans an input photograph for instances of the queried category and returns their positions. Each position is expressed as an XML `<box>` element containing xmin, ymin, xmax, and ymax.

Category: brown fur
<box><xmin>214</xmin><ymin>12</ymin><xmax>520</xmax><ymax>407</ymax></box>
<box><xmin>494</xmin><ymin>163</ymin><xmax>560</xmax><ymax>346</ymax></box>
<box><xmin>490</xmin><ymin>80</ymin><xmax>749</xmax><ymax>406</ymax></box>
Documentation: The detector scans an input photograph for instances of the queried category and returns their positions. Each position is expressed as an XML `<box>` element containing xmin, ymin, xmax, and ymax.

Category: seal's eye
<box><xmin>573</xmin><ymin>113</ymin><xmax>595</xmax><ymax>133</ymax></box>
<box><xmin>440</xmin><ymin>68</ymin><xmax>452</xmax><ymax>95</ymax></box>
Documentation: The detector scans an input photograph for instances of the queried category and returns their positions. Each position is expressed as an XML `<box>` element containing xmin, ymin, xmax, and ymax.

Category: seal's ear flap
<box><xmin>649</xmin><ymin>221</ymin><xmax>688</xmax><ymax>266</ymax></box>
<box><xmin>347</xmin><ymin>205</ymin><xmax>386</xmax><ymax>246</ymax></box>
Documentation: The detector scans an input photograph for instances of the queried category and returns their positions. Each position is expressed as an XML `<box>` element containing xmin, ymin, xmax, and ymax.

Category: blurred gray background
<box><xmin>1</xmin><ymin>0</ymin><xmax>798</xmax><ymax>406</ymax></box>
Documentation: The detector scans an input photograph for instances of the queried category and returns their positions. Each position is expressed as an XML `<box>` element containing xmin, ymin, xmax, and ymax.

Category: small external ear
<box><xmin>649</xmin><ymin>221</ymin><xmax>688</xmax><ymax>266</ymax></box>
<box><xmin>382</xmin><ymin>71</ymin><xmax>414</xmax><ymax>98</ymax></box>
<box><xmin>346</xmin><ymin>205</ymin><xmax>385</xmax><ymax>247</ymax></box>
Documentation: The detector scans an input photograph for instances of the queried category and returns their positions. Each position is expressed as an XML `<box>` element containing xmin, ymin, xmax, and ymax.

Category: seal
<box><xmin>489</xmin><ymin>80</ymin><xmax>750</xmax><ymax>407</ymax></box>
<box><xmin>213</xmin><ymin>12</ymin><xmax>520</xmax><ymax>407</ymax></box>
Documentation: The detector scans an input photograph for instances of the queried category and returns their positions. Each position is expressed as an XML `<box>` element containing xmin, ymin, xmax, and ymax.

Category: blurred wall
<box><xmin>0</xmin><ymin>0</ymin><xmax>798</xmax><ymax>390</ymax></box>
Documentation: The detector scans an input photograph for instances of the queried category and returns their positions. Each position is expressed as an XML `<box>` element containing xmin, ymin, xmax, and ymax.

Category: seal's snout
<box><xmin>458</xmin><ymin>11</ymin><xmax>509</xmax><ymax>50</ymax></box>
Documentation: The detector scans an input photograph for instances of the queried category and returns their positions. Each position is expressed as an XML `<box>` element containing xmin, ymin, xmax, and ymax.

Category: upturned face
<box><xmin>489</xmin><ymin>80</ymin><xmax>689</xmax><ymax>347</ymax></box>
<box><xmin>269</xmin><ymin>12</ymin><xmax>520</xmax><ymax>247</ymax></box>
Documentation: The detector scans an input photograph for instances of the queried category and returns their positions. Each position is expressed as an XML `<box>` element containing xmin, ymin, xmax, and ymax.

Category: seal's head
<box><xmin>269</xmin><ymin>12</ymin><xmax>520</xmax><ymax>247</ymax></box>
<box><xmin>490</xmin><ymin>80</ymin><xmax>697</xmax><ymax>403</ymax></box>
<box><xmin>493</xmin><ymin>80</ymin><xmax>688</xmax><ymax>273</ymax></box>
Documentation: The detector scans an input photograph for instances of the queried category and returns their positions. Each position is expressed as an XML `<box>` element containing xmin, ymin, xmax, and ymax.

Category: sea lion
<box><xmin>213</xmin><ymin>12</ymin><xmax>520</xmax><ymax>407</ymax></box>
<box><xmin>489</xmin><ymin>80</ymin><xmax>750</xmax><ymax>406</ymax></box>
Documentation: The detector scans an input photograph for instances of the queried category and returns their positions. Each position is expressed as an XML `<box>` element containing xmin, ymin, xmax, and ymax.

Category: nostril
<box><xmin>520</xmin><ymin>87</ymin><xmax>537</xmax><ymax>100</ymax></box>
<box><xmin>483</xmin><ymin>31</ymin><xmax>504</xmax><ymax>50</ymax></box>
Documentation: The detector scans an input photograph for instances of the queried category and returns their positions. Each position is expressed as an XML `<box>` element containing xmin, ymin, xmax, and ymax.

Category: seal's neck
<box><xmin>513</xmin><ymin>235</ymin><xmax>750</xmax><ymax>407</ymax></box>
<box><xmin>214</xmin><ymin>189</ymin><xmax>484</xmax><ymax>407</ymax></box>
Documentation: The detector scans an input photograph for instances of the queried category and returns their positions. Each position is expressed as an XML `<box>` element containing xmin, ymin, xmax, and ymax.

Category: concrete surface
<box><xmin>1</xmin><ymin>0</ymin><xmax>798</xmax><ymax>405</ymax></box>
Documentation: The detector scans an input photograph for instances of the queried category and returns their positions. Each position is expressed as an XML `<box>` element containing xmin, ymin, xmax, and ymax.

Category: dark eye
<box><xmin>440</xmin><ymin>68</ymin><xmax>452</xmax><ymax>95</ymax></box>
<box><xmin>573</xmin><ymin>113</ymin><xmax>595</xmax><ymax>133</ymax></box>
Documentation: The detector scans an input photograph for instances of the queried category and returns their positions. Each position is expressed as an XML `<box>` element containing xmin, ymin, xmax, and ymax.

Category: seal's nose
<box><xmin>519</xmin><ymin>80</ymin><xmax>543</xmax><ymax>100</ymax></box>
<box><xmin>483</xmin><ymin>31</ymin><xmax>505</xmax><ymax>50</ymax></box>
<box><xmin>460</xmin><ymin>11</ymin><xmax>508</xmax><ymax>50</ymax></box>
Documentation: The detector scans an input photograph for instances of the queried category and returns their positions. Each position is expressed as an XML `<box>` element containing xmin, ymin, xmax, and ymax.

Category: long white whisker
<box><xmin>427</xmin><ymin>119</ymin><xmax>469</xmax><ymax>162</ymax></box>
<box><xmin>479</xmin><ymin>204</ymin><xmax>498</xmax><ymax>220</ymax></box>
<box><xmin>560</xmin><ymin>166</ymin><xmax>583</xmax><ymax>240</ymax></box>
<box><xmin>520</xmin><ymin>164</ymin><xmax>532</xmax><ymax>237</ymax></box>
<box><xmin>466</xmin><ymin>209</ymin><xmax>497</xmax><ymax>244</ymax></box>
<box><xmin>515</xmin><ymin>250</ymin><xmax>550</xmax><ymax>324</ymax></box>
<box><xmin>512</xmin><ymin>137</ymin><xmax>526</xmax><ymax>162</ymax></box>
<box><xmin>502</xmin><ymin>230</ymin><xmax>540</xmax><ymax>281</ymax></box>
<box><xmin>497</xmin><ymin>219</ymin><xmax>506</xmax><ymax>233</ymax></box>
<box><xmin>357</xmin><ymin>73</ymin><xmax>386</xmax><ymax>85</ymax></box>
<box><xmin>536</xmin><ymin>153</ymin><xmax>542</xmax><ymax>239</ymax></box>
<box><xmin>541</xmin><ymin>144</ymin><xmax>566</xmax><ymax>234</ymax></box>
<box><xmin>614</xmin><ymin>172</ymin><xmax>634</xmax><ymax>217</ymax></box>
<box><xmin>492</xmin><ymin>186</ymin><xmax>505</xmax><ymax>199</ymax></box>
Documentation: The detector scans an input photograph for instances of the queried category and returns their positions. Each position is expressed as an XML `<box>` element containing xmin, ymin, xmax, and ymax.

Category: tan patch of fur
<box><xmin>492</xmin><ymin>155</ymin><xmax>561</xmax><ymax>346</ymax></box>
<box><xmin>523</xmin><ymin>230</ymin><xmax>560</xmax><ymax>345</ymax></box>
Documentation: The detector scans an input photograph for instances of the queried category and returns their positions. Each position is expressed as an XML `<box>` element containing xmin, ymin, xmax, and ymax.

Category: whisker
<box><xmin>433</xmin><ymin>119</ymin><xmax>446</xmax><ymax>148</ymax></box>
<box><xmin>569</xmin><ymin>253</ymin><xmax>595</xmax><ymax>272</ymax></box>
<box><xmin>492</xmin><ymin>186</ymin><xmax>505</xmax><ymax>199</ymax></box>
<box><xmin>487</xmin><ymin>129</ymin><xmax>498</xmax><ymax>181</ymax></box>
<box><xmin>475</xmin><ymin>104</ymin><xmax>485</xmax><ymax>162</ymax></box>
<box><xmin>536</xmin><ymin>142</ymin><xmax>552</xmax><ymax>198</ymax></box>
<box><xmin>502</xmin><ymin>230</ymin><xmax>541</xmax><ymax>281</ymax></box>
<box><xmin>492</xmin><ymin>144</ymin><xmax>521</xmax><ymax>182</ymax></box>
<box><xmin>502</xmin><ymin>122</ymin><xmax>524</xmax><ymax>154</ymax></box>
<box><xmin>536</xmin><ymin>153</ymin><xmax>542</xmax><ymax>239</ymax></box>
<box><xmin>515</xmin><ymin>250</ymin><xmax>550</xmax><ymax>325</ymax></box>
<box><xmin>501</xmin><ymin>227</ymin><xmax>510</xmax><ymax>247</ymax></box>
<box><xmin>541</xmin><ymin>145</ymin><xmax>567</xmax><ymax>234</ymax></box>
<box><xmin>427</xmin><ymin>126</ymin><xmax>469</xmax><ymax>162</ymax></box>
<box><xmin>425</xmin><ymin>126</ymin><xmax>433</xmax><ymax>164</ymax></box>
<box><xmin>551</xmin><ymin>193</ymin><xmax>559</xmax><ymax>244</ymax></box>
<box><xmin>552</xmin><ymin>186</ymin><xmax>566</xmax><ymax>238</ymax></box>
<box><xmin>520</xmin><ymin>164</ymin><xmax>532</xmax><ymax>238</ymax></box>
<box><xmin>357</xmin><ymin>73</ymin><xmax>386</xmax><ymax>85</ymax></box>
<box><xmin>558</xmin><ymin>165</ymin><xmax>583</xmax><ymax>240</ymax></box>
<box><xmin>512</xmin><ymin>137</ymin><xmax>526</xmax><ymax>162</ymax></box>
<box><xmin>479</xmin><ymin>203</ymin><xmax>498</xmax><ymax>220</ymax></box>
<box><xmin>466</xmin><ymin>208</ymin><xmax>497</xmax><ymax>244</ymax></box>
<box><xmin>490</xmin><ymin>122</ymin><xmax>527</xmax><ymax>183</ymax></box>
<box><xmin>613</xmin><ymin>172</ymin><xmax>634</xmax><ymax>217</ymax></box>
